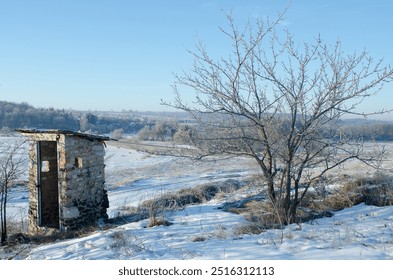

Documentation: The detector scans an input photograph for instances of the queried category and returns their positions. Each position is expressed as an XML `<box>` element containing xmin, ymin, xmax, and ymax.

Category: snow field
<box><xmin>2</xmin><ymin>137</ymin><xmax>393</xmax><ymax>259</ymax></box>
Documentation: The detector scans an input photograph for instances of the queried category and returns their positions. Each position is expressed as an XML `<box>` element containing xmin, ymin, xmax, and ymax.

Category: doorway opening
<box><xmin>37</xmin><ymin>141</ymin><xmax>59</xmax><ymax>228</ymax></box>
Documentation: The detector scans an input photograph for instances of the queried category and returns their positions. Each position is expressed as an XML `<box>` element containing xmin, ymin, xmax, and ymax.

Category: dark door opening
<box><xmin>37</xmin><ymin>141</ymin><xmax>59</xmax><ymax>228</ymax></box>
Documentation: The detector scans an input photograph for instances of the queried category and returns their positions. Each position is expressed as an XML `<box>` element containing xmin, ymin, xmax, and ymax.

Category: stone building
<box><xmin>17</xmin><ymin>129</ymin><xmax>110</xmax><ymax>233</ymax></box>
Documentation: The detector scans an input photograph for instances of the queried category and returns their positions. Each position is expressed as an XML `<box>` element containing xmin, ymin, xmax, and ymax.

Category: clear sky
<box><xmin>1</xmin><ymin>0</ymin><xmax>393</xmax><ymax>118</ymax></box>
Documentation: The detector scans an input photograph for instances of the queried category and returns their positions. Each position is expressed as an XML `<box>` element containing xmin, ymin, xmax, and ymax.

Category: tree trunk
<box><xmin>284</xmin><ymin>162</ymin><xmax>292</xmax><ymax>223</ymax></box>
<box><xmin>267</xmin><ymin>180</ymin><xmax>276</xmax><ymax>202</ymax></box>
<box><xmin>288</xmin><ymin>204</ymin><xmax>297</xmax><ymax>224</ymax></box>
<box><xmin>1</xmin><ymin>190</ymin><xmax>7</xmax><ymax>245</ymax></box>
<box><xmin>1</xmin><ymin>229</ymin><xmax>6</xmax><ymax>246</ymax></box>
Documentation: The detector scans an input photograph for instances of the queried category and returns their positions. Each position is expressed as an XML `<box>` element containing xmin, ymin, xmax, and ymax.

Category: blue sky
<box><xmin>0</xmin><ymin>0</ymin><xmax>392</xmax><ymax>118</ymax></box>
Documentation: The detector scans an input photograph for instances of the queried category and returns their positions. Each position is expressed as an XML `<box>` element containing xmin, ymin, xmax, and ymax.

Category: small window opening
<box><xmin>75</xmin><ymin>157</ymin><xmax>83</xmax><ymax>168</ymax></box>
<box><xmin>41</xmin><ymin>161</ymin><xmax>50</xmax><ymax>172</ymax></box>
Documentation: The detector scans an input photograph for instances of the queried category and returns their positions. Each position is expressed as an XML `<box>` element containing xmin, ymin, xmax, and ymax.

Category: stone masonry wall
<box><xmin>26</xmin><ymin>132</ymin><xmax>109</xmax><ymax>234</ymax></box>
<box><xmin>58</xmin><ymin>135</ymin><xmax>108</xmax><ymax>231</ymax></box>
<box><xmin>27</xmin><ymin>133</ymin><xmax>58</xmax><ymax>233</ymax></box>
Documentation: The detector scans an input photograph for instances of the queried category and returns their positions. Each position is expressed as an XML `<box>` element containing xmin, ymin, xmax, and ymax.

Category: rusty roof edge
<box><xmin>15</xmin><ymin>129</ymin><xmax>115</xmax><ymax>141</ymax></box>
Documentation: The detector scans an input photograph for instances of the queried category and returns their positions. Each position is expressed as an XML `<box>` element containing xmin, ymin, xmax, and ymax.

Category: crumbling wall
<box><xmin>27</xmin><ymin>133</ymin><xmax>58</xmax><ymax>233</ymax></box>
<box><xmin>26</xmin><ymin>132</ymin><xmax>109</xmax><ymax>234</ymax></box>
<box><xmin>58</xmin><ymin>135</ymin><xmax>108</xmax><ymax>231</ymax></box>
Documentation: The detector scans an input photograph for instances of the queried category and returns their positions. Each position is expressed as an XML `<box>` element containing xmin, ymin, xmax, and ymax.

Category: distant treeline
<box><xmin>2</xmin><ymin>101</ymin><xmax>393</xmax><ymax>141</ymax></box>
<box><xmin>340</xmin><ymin>121</ymin><xmax>393</xmax><ymax>141</ymax></box>
<box><xmin>0</xmin><ymin>101</ymin><xmax>79</xmax><ymax>130</ymax></box>
<box><xmin>78</xmin><ymin>112</ymin><xmax>148</xmax><ymax>134</ymax></box>
<box><xmin>0</xmin><ymin>101</ymin><xmax>149</xmax><ymax>134</ymax></box>
<box><xmin>137</xmin><ymin>118</ymin><xmax>393</xmax><ymax>144</ymax></box>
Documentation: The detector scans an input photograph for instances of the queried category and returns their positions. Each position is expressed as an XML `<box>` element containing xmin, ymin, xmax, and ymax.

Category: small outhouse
<box><xmin>17</xmin><ymin>129</ymin><xmax>110</xmax><ymax>233</ymax></box>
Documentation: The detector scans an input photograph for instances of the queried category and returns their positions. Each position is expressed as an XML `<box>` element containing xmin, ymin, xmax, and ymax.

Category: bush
<box><xmin>362</xmin><ymin>173</ymin><xmax>393</xmax><ymax>206</ymax></box>
<box><xmin>137</xmin><ymin>126</ymin><xmax>153</xmax><ymax>141</ymax></box>
<box><xmin>110</xmin><ymin>128</ymin><xmax>124</xmax><ymax>139</ymax></box>
<box><xmin>173</xmin><ymin>125</ymin><xmax>195</xmax><ymax>145</ymax></box>
<box><xmin>319</xmin><ymin>174</ymin><xmax>393</xmax><ymax>210</ymax></box>
<box><xmin>137</xmin><ymin>121</ymin><xmax>179</xmax><ymax>142</ymax></box>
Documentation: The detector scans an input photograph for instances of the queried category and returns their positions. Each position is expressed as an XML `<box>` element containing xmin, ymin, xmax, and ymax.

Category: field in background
<box><xmin>2</xmin><ymin>135</ymin><xmax>393</xmax><ymax>259</ymax></box>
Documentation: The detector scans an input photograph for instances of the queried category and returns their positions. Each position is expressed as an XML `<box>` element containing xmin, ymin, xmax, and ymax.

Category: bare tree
<box><xmin>0</xmin><ymin>140</ymin><xmax>26</xmax><ymax>245</ymax></box>
<box><xmin>163</xmin><ymin>13</ymin><xmax>393</xmax><ymax>223</ymax></box>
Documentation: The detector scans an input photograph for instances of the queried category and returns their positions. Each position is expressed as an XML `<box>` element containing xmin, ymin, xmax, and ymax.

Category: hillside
<box><xmin>0</xmin><ymin>101</ymin><xmax>151</xmax><ymax>134</ymax></box>
<box><xmin>2</xmin><ymin>100</ymin><xmax>393</xmax><ymax>141</ymax></box>
<box><xmin>0</xmin><ymin>101</ymin><xmax>79</xmax><ymax>131</ymax></box>
<box><xmin>2</xmin><ymin>138</ymin><xmax>393</xmax><ymax>260</ymax></box>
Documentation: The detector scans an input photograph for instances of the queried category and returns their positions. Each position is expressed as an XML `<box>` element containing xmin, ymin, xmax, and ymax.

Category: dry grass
<box><xmin>110</xmin><ymin>231</ymin><xmax>146</xmax><ymax>257</ymax></box>
<box><xmin>226</xmin><ymin>171</ymin><xmax>393</xmax><ymax>235</ymax></box>
<box><xmin>309</xmin><ymin>173</ymin><xmax>393</xmax><ymax>212</ymax></box>
<box><xmin>110</xmin><ymin>179</ymin><xmax>245</xmax><ymax>228</ymax></box>
<box><xmin>192</xmin><ymin>235</ymin><xmax>207</xmax><ymax>242</ymax></box>
<box><xmin>225</xmin><ymin>199</ymin><xmax>288</xmax><ymax>234</ymax></box>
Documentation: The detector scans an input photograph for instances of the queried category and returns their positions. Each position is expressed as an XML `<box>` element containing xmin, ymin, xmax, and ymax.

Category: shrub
<box><xmin>192</xmin><ymin>235</ymin><xmax>207</xmax><ymax>242</ymax></box>
<box><xmin>318</xmin><ymin>174</ymin><xmax>393</xmax><ymax>210</ymax></box>
<box><xmin>110</xmin><ymin>128</ymin><xmax>124</xmax><ymax>140</ymax></box>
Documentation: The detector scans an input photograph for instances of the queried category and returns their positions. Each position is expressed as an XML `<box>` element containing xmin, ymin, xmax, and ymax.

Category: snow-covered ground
<box><xmin>2</xmin><ymin>137</ymin><xmax>393</xmax><ymax>259</ymax></box>
<box><xmin>24</xmin><ymin>203</ymin><xmax>393</xmax><ymax>260</ymax></box>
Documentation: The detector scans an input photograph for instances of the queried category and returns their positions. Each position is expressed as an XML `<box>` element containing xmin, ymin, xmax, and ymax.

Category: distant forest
<box><xmin>0</xmin><ymin>101</ymin><xmax>149</xmax><ymax>134</ymax></box>
<box><xmin>2</xmin><ymin>100</ymin><xmax>393</xmax><ymax>141</ymax></box>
